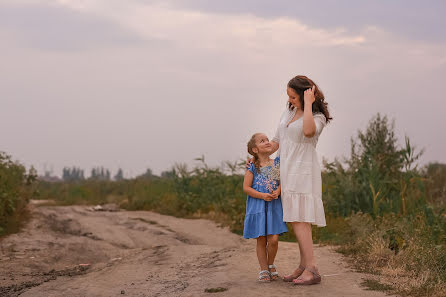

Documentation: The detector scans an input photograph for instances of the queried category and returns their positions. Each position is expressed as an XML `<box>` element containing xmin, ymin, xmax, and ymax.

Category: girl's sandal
<box><xmin>282</xmin><ymin>265</ymin><xmax>305</xmax><ymax>282</ymax></box>
<box><xmin>268</xmin><ymin>264</ymin><xmax>279</xmax><ymax>280</ymax></box>
<box><xmin>258</xmin><ymin>270</ymin><xmax>271</xmax><ymax>283</ymax></box>
<box><xmin>292</xmin><ymin>267</ymin><xmax>321</xmax><ymax>285</ymax></box>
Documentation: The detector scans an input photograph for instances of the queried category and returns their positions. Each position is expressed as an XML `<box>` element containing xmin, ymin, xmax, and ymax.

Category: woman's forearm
<box><xmin>303</xmin><ymin>107</ymin><xmax>316</xmax><ymax>137</ymax></box>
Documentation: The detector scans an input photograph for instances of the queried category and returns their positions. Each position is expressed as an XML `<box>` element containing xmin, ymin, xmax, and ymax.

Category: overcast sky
<box><xmin>1</xmin><ymin>0</ymin><xmax>445</xmax><ymax>177</ymax></box>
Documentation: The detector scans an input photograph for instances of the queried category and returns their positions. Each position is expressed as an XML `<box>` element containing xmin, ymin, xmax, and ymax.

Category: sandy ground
<box><xmin>0</xmin><ymin>202</ymin><xmax>395</xmax><ymax>297</ymax></box>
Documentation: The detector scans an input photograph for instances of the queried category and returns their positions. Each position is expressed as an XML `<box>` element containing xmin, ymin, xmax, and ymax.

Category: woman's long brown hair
<box><xmin>287</xmin><ymin>75</ymin><xmax>332</xmax><ymax>123</ymax></box>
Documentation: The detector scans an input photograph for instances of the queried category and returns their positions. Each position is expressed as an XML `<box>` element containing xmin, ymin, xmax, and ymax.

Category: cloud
<box><xmin>163</xmin><ymin>0</ymin><xmax>446</xmax><ymax>43</ymax></box>
<box><xmin>0</xmin><ymin>1</ymin><xmax>155</xmax><ymax>51</ymax></box>
<box><xmin>53</xmin><ymin>0</ymin><xmax>366</xmax><ymax>50</ymax></box>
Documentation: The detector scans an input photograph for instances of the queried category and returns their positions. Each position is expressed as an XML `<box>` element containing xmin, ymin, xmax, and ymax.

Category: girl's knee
<box><xmin>267</xmin><ymin>235</ymin><xmax>279</xmax><ymax>246</ymax></box>
<box><xmin>257</xmin><ymin>236</ymin><xmax>267</xmax><ymax>244</ymax></box>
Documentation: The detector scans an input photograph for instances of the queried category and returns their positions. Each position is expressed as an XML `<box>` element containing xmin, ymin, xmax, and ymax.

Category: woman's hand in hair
<box><xmin>304</xmin><ymin>85</ymin><xmax>316</xmax><ymax>106</ymax></box>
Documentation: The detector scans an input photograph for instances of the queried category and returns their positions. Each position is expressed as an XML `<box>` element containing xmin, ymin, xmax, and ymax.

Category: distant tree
<box><xmin>62</xmin><ymin>167</ymin><xmax>85</xmax><ymax>182</ymax></box>
<box><xmin>137</xmin><ymin>168</ymin><xmax>160</xmax><ymax>180</ymax></box>
<box><xmin>161</xmin><ymin>169</ymin><xmax>176</xmax><ymax>179</ymax></box>
<box><xmin>114</xmin><ymin>168</ymin><xmax>124</xmax><ymax>181</ymax></box>
<box><xmin>90</xmin><ymin>167</ymin><xmax>111</xmax><ymax>181</ymax></box>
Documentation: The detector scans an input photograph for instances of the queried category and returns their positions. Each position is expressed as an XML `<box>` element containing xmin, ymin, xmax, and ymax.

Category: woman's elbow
<box><xmin>303</xmin><ymin>130</ymin><xmax>316</xmax><ymax>138</ymax></box>
<box><xmin>243</xmin><ymin>186</ymin><xmax>250</xmax><ymax>194</ymax></box>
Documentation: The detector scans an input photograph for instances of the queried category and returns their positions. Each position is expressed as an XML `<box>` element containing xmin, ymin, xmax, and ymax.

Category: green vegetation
<box><xmin>3</xmin><ymin>113</ymin><xmax>445</xmax><ymax>296</ymax></box>
<box><xmin>0</xmin><ymin>152</ymin><xmax>37</xmax><ymax>236</ymax></box>
<box><xmin>204</xmin><ymin>287</ymin><xmax>228</xmax><ymax>293</ymax></box>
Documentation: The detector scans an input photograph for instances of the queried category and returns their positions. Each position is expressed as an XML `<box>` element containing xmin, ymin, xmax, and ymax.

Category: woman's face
<box><xmin>287</xmin><ymin>87</ymin><xmax>301</xmax><ymax>109</ymax></box>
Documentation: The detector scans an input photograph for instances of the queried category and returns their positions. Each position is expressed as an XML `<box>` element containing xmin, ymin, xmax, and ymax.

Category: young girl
<box><xmin>243</xmin><ymin>133</ymin><xmax>288</xmax><ymax>282</ymax></box>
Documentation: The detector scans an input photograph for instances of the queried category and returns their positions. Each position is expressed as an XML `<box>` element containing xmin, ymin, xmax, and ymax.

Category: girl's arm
<box><xmin>302</xmin><ymin>86</ymin><xmax>317</xmax><ymax>137</ymax></box>
<box><xmin>243</xmin><ymin>171</ymin><xmax>276</xmax><ymax>201</ymax></box>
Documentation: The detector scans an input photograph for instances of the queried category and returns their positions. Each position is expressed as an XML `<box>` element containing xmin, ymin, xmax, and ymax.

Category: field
<box><xmin>2</xmin><ymin>113</ymin><xmax>445</xmax><ymax>296</ymax></box>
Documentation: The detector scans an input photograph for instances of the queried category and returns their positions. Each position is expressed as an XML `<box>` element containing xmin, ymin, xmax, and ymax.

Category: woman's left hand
<box><xmin>304</xmin><ymin>85</ymin><xmax>316</xmax><ymax>106</ymax></box>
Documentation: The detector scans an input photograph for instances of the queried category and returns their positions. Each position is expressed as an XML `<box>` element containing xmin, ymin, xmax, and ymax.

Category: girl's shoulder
<box><xmin>273</xmin><ymin>156</ymin><xmax>280</xmax><ymax>166</ymax></box>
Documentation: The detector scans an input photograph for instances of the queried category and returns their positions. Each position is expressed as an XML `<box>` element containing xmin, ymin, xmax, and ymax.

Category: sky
<box><xmin>1</xmin><ymin>0</ymin><xmax>445</xmax><ymax>178</ymax></box>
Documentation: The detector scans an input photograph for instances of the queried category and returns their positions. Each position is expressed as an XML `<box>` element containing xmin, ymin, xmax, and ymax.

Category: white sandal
<box><xmin>268</xmin><ymin>264</ymin><xmax>279</xmax><ymax>280</ymax></box>
<box><xmin>258</xmin><ymin>270</ymin><xmax>271</xmax><ymax>282</ymax></box>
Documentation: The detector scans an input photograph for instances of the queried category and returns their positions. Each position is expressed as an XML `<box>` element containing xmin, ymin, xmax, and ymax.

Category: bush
<box><xmin>0</xmin><ymin>152</ymin><xmax>36</xmax><ymax>235</ymax></box>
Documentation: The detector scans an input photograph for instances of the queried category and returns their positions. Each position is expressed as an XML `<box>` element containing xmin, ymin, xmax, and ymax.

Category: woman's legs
<box><xmin>256</xmin><ymin>236</ymin><xmax>268</xmax><ymax>271</ymax></box>
<box><xmin>291</xmin><ymin>222</ymin><xmax>317</xmax><ymax>281</ymax></box>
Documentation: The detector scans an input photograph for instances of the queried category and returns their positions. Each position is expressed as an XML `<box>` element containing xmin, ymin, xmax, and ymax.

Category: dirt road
<box><xmin>0</xmin><ymin>202</ymin><xmax>394</xmax><ymax>297</ymax></box>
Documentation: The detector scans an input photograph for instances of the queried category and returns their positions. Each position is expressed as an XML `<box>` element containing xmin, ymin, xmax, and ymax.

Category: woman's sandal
<box><xmin>258</xmin><ymin>270</ymin><xmax>271</xmax><ymax>282</ymax></box>
<box><xmin>292</xmin><ymin>267</ymin><xmax>321</xmax><ymax>285</ymax></box>
<box><xmin>282</xmin><ymin>265</ymin><xmax>305</xmax><ymax>282</ymax></box>
<box><xmin>268</xmin><ymin>264</ymin><xmax>279</xmax><ymax>280</ymax></box>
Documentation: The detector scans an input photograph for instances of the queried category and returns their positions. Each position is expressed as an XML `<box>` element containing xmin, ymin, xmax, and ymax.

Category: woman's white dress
<box><xmin>272</xmin><ymin>108</ymin><xmax>327</xmax><ymax>226</ymax></box>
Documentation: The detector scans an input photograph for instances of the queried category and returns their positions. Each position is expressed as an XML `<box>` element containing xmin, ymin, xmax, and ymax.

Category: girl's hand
<box><xmin>262</xmin><ymin>193</ymin><xmax>276</xmax><ymax>201</ymax></box>
<box><xmin>271</xmin><ymin>188</ymin><xmax>280</xmax><ymax>198</ymax></box>
<box><xmin>304</xmin><ymin>85</ymin><xmax>316</xmax><ymax>106</ymax></box>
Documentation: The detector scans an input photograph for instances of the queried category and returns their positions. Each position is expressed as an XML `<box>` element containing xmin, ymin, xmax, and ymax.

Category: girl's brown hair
<box><xmin>287</xmin><ymin>75</ymin><xmax>332</xmax><ymax>123</ymax></box>
<box><xmin>247</xmin><ymin>133</ymin><xmax>261</xmax><ymax>173</ymax></box>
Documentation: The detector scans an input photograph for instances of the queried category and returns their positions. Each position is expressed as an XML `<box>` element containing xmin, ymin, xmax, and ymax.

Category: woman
<box><xmin>270</xmin><ymin>75</ymin><xmax>332</xmax><ymax>285</ymax></box>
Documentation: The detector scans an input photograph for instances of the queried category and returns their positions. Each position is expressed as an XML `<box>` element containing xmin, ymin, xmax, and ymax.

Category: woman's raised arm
<box><xmin>302</xmin><ymin>86</ymin><xmax>317</xmax><ymax>137</ymax></box>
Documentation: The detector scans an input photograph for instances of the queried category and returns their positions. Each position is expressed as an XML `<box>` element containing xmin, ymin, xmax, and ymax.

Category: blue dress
<box><xmin>243</xmin><ymin>157</ymin><xmax>288</xmax><ymax>239</ymax></box>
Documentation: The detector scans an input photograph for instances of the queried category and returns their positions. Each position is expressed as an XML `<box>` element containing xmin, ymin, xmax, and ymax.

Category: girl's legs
<box><xmin>256</xmin><ymin>236</ymin><xmax>268</xmax><ymax>271</ymax></box>
<box><xmin>266</xmin><ymin>234</ymin><xmax>279</xmax><ymax>264</ymax></box>
<box><xmin>266</xmin><ymin>234</ymin><xmax>279</xmax><ymax>279</ymax></box>
<box><xmin>292</xmin><ymin>222</ymin><xmax>317</xmax><ymax>281</ymax></box>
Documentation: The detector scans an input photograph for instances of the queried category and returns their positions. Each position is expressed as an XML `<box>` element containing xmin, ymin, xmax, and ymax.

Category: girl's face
<box><xmin>253</xmin><ymin>133</ymin><xmax>272</xmax><ymax>154</ymax></box>
<box><xmin>287</xmin><ymin>87</ymin><xmax>301</xmax><ymax>109</ymax></box>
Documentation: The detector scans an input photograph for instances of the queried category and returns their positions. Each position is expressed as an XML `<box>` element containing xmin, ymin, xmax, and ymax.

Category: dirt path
<box><xmin>0</xmin><ymin>202</ymin><xmax>395</xmax><ymax>297</ymax></box>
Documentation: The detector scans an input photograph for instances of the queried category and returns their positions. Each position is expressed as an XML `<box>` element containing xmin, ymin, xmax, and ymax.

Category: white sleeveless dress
<box><xmin>272</xmin><ymin>108</ymin><xmax>327</xmax><ymax>226</ymax></box>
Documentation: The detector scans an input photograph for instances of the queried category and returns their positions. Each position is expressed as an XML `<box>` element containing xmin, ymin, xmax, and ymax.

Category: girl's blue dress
<box><xmin>243</xmin><ymin>157</ymin><xmax>288</xmax><ymax>239</ymax></box>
